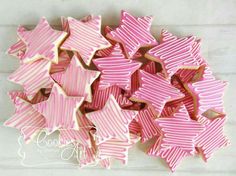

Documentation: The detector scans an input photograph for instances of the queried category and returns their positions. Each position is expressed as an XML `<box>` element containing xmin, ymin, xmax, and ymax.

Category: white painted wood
<box><xmin>0</xmin><ymin>0</ymin><xmax>236</xmax><ymax>175</ymax></box>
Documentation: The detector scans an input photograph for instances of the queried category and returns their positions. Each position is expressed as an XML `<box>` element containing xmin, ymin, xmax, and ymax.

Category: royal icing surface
<box><xmin>86</xmin><ymin>95</ymin><xmax>138</xmax><ymax>145</ymax></box>
<box><xmin>52</xmin><ymin>54</ymin><xmax>100</xmax><ymax>102</ymax></box>
<box><xmin>107</xmin><ymin>10</ymin><xmax>157</xmax><ymax>59</ymax></box>
<box><xmin>145</xmin><ymin>29</ymin><xmax>199</xmax><ymax>79</ymax></box>
<box><xmin>131</xmin><ymin>70</ymin><xmax>184</xmax><ymax>115</ymax></box>
<box><xmin>33</xmin><ymin>83</ymin><xmax>84</xmax><ymax>132</ymax></box>
<box><xmin>93</xmin><ymin>43</ymin><xmax>142</xmax><ymax>90</ymax></box>
<box><xmin>60</xmin><ymin>16</ymin><xmax>111</xmax><ymax>65</ymax></box>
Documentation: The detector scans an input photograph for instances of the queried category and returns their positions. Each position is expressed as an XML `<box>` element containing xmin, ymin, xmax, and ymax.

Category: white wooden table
<box><xmin>0</xmin><ymin>0</ymin><xmax>236</xmax><ymax>175</ymax></box>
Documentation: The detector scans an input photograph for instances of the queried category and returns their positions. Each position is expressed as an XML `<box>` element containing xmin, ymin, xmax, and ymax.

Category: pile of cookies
<box><xmin>4</xmin><ymin>11</ymin><xmax>230</xmax><ymax>172</ymax></box>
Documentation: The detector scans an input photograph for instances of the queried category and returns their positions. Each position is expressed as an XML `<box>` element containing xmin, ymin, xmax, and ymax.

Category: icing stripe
<box><xmin>145</xmin><ymin>29</ymin><xmax>199</xmax><ymax>79</ymax></box>
<box><xmin>60</xmin><ymin>16</ymin><xmax>111</xmax><ymax>65</ymax></box>
<box><xmin>86</xmin><ymin>95</ymin><xmax>138</xmax><ymax>144</ymax></box>
<box><xmin>8</xmin><ymin>59</ymin><xmax>54</xmax><ymax>100</ymax></box>
<box><xmin>107</xmin><ymin>11</ymin><xmax>157</xmax><ymax>58</ymax></box>
<box><xmin>131</xmin><ymin>70</ymin><xmax>184</xmax><ymax>115</ymax></box>
<box><xmin>93</xmin><ymin>43</ymin><xmax>142</xmax><ymax>90</ymax></box>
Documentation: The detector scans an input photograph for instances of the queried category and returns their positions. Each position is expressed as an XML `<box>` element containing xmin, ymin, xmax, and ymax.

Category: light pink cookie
<box><xmin>60</xmin><ymin>16</ymin><xmax>111</xmax><ymax>65</ymax></box>
<box><xmin>155</xmin><ymin>104</ymin><xmax>205</xmax><ymax>155</ymax></box>
<box><xmin>185</xmin><ymin>65</ymin><xmax>227</xmax><ymax>116</ymax></box>
<box><xmin>107</xmin><ymin>10</ymin><xmax>158</xmax><ymax>59</ymax></box>
<box><xmin>195</xmin><ymin>114</ymin><xmax>230</xmax><ymax>161</ymax></box>
<box><xmin>18</xmin><ymin>17</ymin><xmax>67</xmax><ymax>63</ymax></box>
<box><xmin>52</xmin><ymin>54</ymin><xmax>100</xmax><ymax>102</ymax></box>
<box><xmin>131</xmin><ymin>70</ymin><xmax>184</xmax><ymax>115</ymax></box>
<box><xmin>84</xmin><ymin>80</ymin><xmax>132</xmax><ymax>111</ymax></box>
<box><xmin>93</xmin><ymin>43</ymin><xmax>142</xmax><ymax>91</ymax></box>
<box><xmin>33</xmin><ymin>83</ymin><xmax>84</xmax><ymax>132</ymax></box>
<box><xmin>145</xmin><ymin>29</ymin><xmax>199</xmax><ymax>79</ymax></box>
<box><xmin>8</xmin><ymin>59</ymin><xmax>54</xmax><ymax>100</ymax></box>
<box><xmin>4</xmin><ymin>97</ymin><xmax>45</xmax><ymax>143</ymax></box>
<box><xmin>86</xmin><ymin>95</ymin><xmax>138</xmax><ymax>144</ymax></box>
<box><xmin>97</xmin><ymin>134</ymin><xmax>140</xmax><ymax>166</ymax></box>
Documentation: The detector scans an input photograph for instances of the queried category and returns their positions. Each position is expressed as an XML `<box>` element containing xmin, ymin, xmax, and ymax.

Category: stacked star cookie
<box><xmin>4</xmin><ymin>11</ymin><xmax>230</xmax><ymax>172</ymax></box>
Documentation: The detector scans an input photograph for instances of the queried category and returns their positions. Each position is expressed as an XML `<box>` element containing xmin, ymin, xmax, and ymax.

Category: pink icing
<box><xmin>8</xmin><ymin>59</ymin><xmax>54</xmax><ymax>100</ymax></box>
<box><xmin>145</xmin><ymin>29</ymin><xmax>199</xmax><ymax>79</ymax></box>
<box><xmin>33</xmin><ymin>83</ymin><xmax>84</xmax><ymax>132</ymax></box>
<box><xmin>93</xmin><ymin>43</ymin><xmax>142</xmax><ymax>90</ymax></box>
<box><xmin>86</xmin><ymin>95</ymin><xmax>138</xmax><ymax>145</ymax></box>
<box><xmin>18</xmin><ymin>17</ymin><xmax>67</xmax><ymax>63</ymax></box>
<box><xmin>52</xmin><ymin>54</ymin><xmax>100</xmax><ymax>102</ymax></box>
<box><xmin>131</xmin><ymin>70</ymin><xmax>184</xmax><ymax>115</ymax></box>
<box><xmin>195</xmin><ymin>114</ymin><xmax>230</xmax><ymax>161</ymax></box>
<box><xmin>107</xmin><ymin>10</ymin><xmax>158</xmax><ymax>59</ymax></box>
<box><xmin>4</xmin><ymin>97</ymin><xmax>45</xmax><ymax>142</ymax></box>
<box><xmin>60</xmin><ymin>16</ymin><xmax>111</xmax><ymax>65</ymax></box>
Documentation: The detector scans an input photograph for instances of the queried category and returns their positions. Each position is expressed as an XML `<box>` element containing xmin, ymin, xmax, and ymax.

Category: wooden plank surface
<box><xmin>0</xmin><ymin>0</ymin><xmax>236</xmax><ymax>176</ymax></box>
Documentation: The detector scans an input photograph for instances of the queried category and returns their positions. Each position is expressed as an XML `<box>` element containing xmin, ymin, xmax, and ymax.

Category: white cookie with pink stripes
<box><xmin>60</xmin><ymin>16</ymin><xmax>111</xmax><ymax>65</ymax></box>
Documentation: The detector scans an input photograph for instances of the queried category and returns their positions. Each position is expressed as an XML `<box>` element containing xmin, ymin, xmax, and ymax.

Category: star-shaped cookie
<box><xmin>195</xmin><ymin>114</ymin><xmax>230</xmax><ymax>161</ymax></box>
<box><xmin>52</xmin><ymin>54</ymin><xmax>100</xmax><ymax>102</ymax></box>
<box><xmin>107</xmin><ymin>10</ymin><xmax>157</xmax><ymax>59</ymax></box>
<box><xmin>130</xmin><ymin>70</ymin><xmax>184</xmax><ymax>115</ymax></box>
<box><xmin>86</xmin><ymin>95</ymin><xmax>138</xmax><ymax>144</ymax></box>
<box><xmin>60</xmin><ymin>16</ymin><xmax>111</xmax><ymax>65</ymax></box>
<box><xmin>93</xmin><ymin>43</ymin><xmax>142</xmax><ymax>91</ymax></box>
<box><xmin>145</xmin><ymin>29</ymin><xmax>199</xmax><ymax>79</ymax></box>
<box><xmin>4</xmin><ymin>96</ymin><xmax>46</xmax><ymax>142</ymax></box>
<box><xmin>8</xmin><ymin>59</ymin><xmax>54</xmax><ymax>100</ymax></box>
<box><xmin>33</xmin><ymin>83</ymin><xmax>84</xmax><ymax>133</ymax></box>
<box><xmin>18</xmin><ymin>17</ymin><xmax>67</xmax><ymax>63</ymax></box>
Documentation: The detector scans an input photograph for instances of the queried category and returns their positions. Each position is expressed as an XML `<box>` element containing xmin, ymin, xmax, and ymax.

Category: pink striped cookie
<box><xmin>52</xmin><ymin>54</ymin><xmax>100</xmax><ymax>102</ymax></box>
<box><xmin>195</xmin><ymin>114</ymin><xmax>230</xmax><ymax>161</ymax></box>
<box><xmin>33</xmin><ymin>83</ymin><xmax>84</xmax><ymax>133</ymax></box>
<box><xmin>129</xmin><ymin>119</ymin><xmax>141</xmax><ymax>136</ymax></box>
<box><xmin>84</xmin><ymin>80</ymin><xmax>132</xmax><ymax>111</ymax></box>
<box><xmin>107</xmin><ymin>10</ymin><xmax>157</xmax><ymax>59</ymax></box>
<box><xmin>96</xmin><ymin>26</ymin><xmax>142</xmax><ymax>59</ymax></box>
<box><xmin>155</xmin><ymin>104</ymin><xmax>205</xmax><ymax>155</ymax></box>
<box><xmin>60</xmin><ymin>16</ymin><xmax>111</xmax><ymax>65</ymax></box>
<box><xmin>97</xmin><ymin>134</ymin><xmax>140</xmax><ymax>166</ymax></box>
<box><xmin>130</xmin><ymin>70</ymin><xmax>184</xmax><ymax>115</ymax></box>
<box><xmin>86</xmin><ymin>95</ymin><xmax>138</xmax><ymax>144</ymax></box>
<box><xmin>185</xmin><ymin>65</ymin><xmax>227</xmax><ymax>116</ymax></box>
<box><xmin>4</xmin><ymin>96</ymin><xmax>45</xmax><ymax>143</ymax></box>
<box><xmin>145</xmin><ymin>29</ymin><xmax>199</xmax><ymax>79</ymax></box>
<box><xmin>93</xmin><ymin>43</ymin><xmax>142</xmax><ymax>91</ymax></box>
<box><xmin>17</xmin><ymin>17</ymin><xmax>67</xmax><ymax>63</ymax></box>
<box><xmin>8</xmin><ymin>59</ymin><xmax>54</xmax><ymax>100</ymax></box>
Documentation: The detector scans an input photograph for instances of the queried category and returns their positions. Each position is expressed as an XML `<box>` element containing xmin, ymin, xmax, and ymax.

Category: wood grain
<box><xmin>0</xmin><ymin>0</ymin><xmax>236</xmax><ymax>175</ymax></box>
